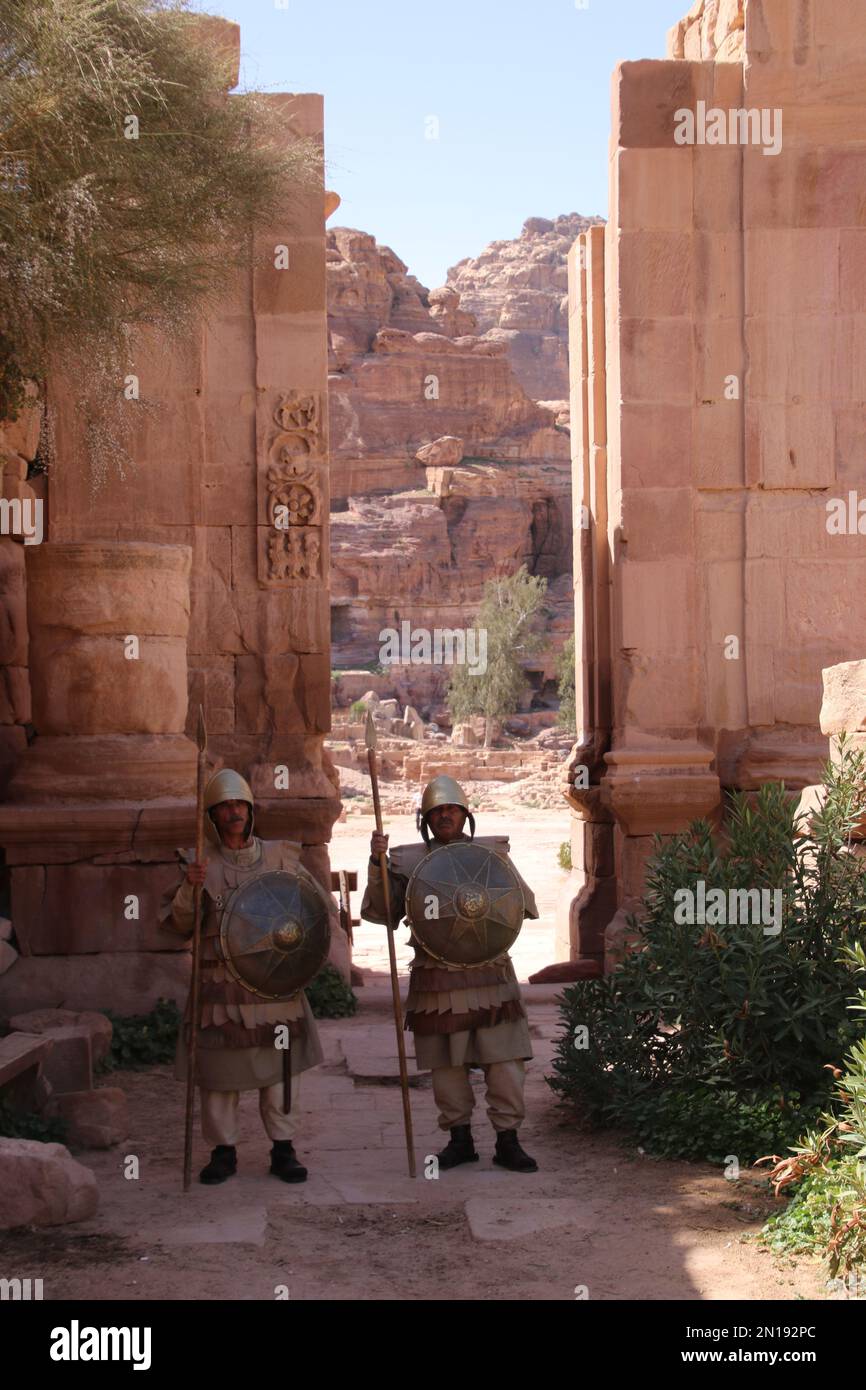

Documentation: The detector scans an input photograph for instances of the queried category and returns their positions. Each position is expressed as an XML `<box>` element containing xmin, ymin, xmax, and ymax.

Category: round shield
<box><xmin>220</xmin><ymin>869</ymin><xmax>331</xmax><ymax>1000</ymax></box>
<box><xmin>405</xmin><ymin>841</ymin><xmax>525</xmax><ymax>967</ymax></box>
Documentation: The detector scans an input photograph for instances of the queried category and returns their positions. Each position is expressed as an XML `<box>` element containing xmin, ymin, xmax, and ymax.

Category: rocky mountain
<box><xmin>446</xmin><ymin>213</ymin><xmax>603</xmax><ymax>401</ymax></box>
<box><xmin>326</xmin><ymin>226</ymin><xmax>574</xmax><ymax>717</ymax></box>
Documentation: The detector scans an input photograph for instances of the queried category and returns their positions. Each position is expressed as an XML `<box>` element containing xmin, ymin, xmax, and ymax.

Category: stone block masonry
<box><xmin>562</xmin><ymin>0</ymin><xmax>866</xmax><ymax>968</ymax></box>
<box><xmin>0</xmin><ymin>19</ymin><xmax>341</xmax><ymax>1012</ymax></box>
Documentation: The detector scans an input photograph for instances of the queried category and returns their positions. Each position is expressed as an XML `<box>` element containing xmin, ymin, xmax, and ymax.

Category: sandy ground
<box><xmin>1</xmin><ymin>807</ymin><xmax>835</xmax><ymax>1301</ymax></box>
<box><xmin>2</xmin><ymin>998</ymin><xmax>830</xmax><ymax>1303</ymax></box>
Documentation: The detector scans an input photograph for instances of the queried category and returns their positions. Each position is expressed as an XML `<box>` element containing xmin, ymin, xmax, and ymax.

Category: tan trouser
<box><xmin>432</xmin><ymin>1060</ymin><xmax>526</xmax><ymax>1133</ymax></box>
<box><xmin>200</xmin><ymin>1077</ymin><xmax>300</xmax><ymax>1147</ymax></box>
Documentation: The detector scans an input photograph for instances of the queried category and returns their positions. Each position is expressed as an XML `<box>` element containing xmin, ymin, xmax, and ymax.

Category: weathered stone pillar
<box><xmin>0</xmin><ymin>384</ymin><xmax>41</xmax><ymax>794</ymax></box>
<box><xmin>0</xmin><ymin>542</ymin><xmax>197</xmax><ymax>1013</ymax></box>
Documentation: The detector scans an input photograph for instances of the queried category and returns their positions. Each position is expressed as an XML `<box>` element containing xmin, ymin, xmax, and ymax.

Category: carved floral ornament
<box><xmin>259</xmin><ymin>391</ymin><xmax>326</xmax><ymax>586</ymax></box>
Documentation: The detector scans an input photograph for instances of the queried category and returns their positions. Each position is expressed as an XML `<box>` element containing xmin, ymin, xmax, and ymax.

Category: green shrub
<box><xmin>349</xmin><ymin>700</ymin><xmax>368</xmax><ymax>720</ymax></box>
<box><xmin>549</xmin><ymin>748</ymin><xmax>866</xmax><ymax>1163</ymax></box>
<box><xmin>100</xmin><ymin>998</ymin><xmax>181</xmax><ymax>1072</ymax></box>
<box><xmin>558</xmin><ymin>840</ymin><xmax>572</xmax><ymax>870</ymax></box>
<box><xmin>305</xmin><ymin>965</ymin><xmax>357</xmax><ymax>1019</ymax></box>
<box><xmin>0</xmin><ymin>1099</ymin><xmax>67</xmax><ymax>1143</ymax></box>
<box><xmin>557</xmin><ymin>634</ymin><xmax>575</xmax><ymax>732</ymax></box>
<box><xmin>759</xmin><ymin>940</ymin><xmax>866</xmax><ymax>1275</ymax></box>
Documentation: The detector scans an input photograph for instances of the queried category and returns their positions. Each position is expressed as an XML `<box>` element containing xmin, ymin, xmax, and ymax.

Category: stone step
<box><xmin>0</xmin><ymin>1031</ymin><xmax>53</xmax><ymax>1089</ymax></box>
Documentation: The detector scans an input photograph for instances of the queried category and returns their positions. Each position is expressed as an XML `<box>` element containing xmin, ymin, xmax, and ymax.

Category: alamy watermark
<box><xmin>378</xmin><ymin>622</ymin><xmax>487</xmax><ymax>676</ymax></box>
<box><xmin>826</xmin><ymin>492</ymin><xmax>866</xmax><ymax>535</ymax></box>
<box><xmin>0</xmin><ymin>496</ymin><xmax>43</xmax><ymax>545</ymax></box>
<box><xmin>674</xmin><ymin>101</ymin><xmax>783</xmax><ymax>157</ymax></box>
<box><xmin>674</xmin><ymin>879</ymin><xmax>783</xmax><ymax>935</ymax></box>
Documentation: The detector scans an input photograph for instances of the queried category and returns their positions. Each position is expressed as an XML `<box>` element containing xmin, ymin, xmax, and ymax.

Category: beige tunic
<box><xmin>159</xmin><ymin>837</ymin><xmax>326</xmax><ymax>1091</ymax></box>
<box><xmin>361</xmin><ymin>833</ymin><xmax>537</xmax><ymax>1069</ymax></box>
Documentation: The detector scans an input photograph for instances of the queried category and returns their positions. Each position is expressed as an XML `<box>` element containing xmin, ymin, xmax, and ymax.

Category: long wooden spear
<box><xmin>183</xmin><ymin>705</ymin><xmax>208</xmax><ymax>1192</ymax></box>
<box><xmin>366</xmin><ymin>713</ymin><xmax>416</xmax><ymax>1179</ymax></box>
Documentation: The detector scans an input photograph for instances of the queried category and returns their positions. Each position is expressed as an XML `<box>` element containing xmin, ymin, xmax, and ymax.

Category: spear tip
<box><xmin>365</xmin><ymin>710</ymin><xmax>377</xmax><ymax>751</ymax></box>
<box><xmin>196</xmin><ymin>704</ymin><xmax>207</xmax><ymax>752</ymax></box>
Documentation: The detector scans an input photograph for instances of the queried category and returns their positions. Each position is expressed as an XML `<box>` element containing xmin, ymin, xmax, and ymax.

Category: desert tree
<box><xmin>446</xmin><ymin>565</ymin><xmax>548</xmax><ymax>746</ymax></box>
<box><xmin>0</xmin><ymin>0</ymin><xmax>321</xmax><ymax>476</ymax></box>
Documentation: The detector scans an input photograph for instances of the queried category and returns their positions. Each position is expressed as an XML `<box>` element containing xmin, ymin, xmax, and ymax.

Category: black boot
<box><xmin>270</xmin><ymin>1140</ymin><xmax>308</xmax><ymax>1183</ymax></box>
<box><xmin>436</xmin><ymin>1124</ymin><xmax>479</xmax><ymax>1170</ymax></box>
<box><xmin>493</xmin><ymin>1129</ymin><xmax>538</xmax><ymax>1173</ymax></box>
<box><xmin>199</xmin><ymin>1145</ymin><xmax>237</xmax><ymax>1185</ymax></box>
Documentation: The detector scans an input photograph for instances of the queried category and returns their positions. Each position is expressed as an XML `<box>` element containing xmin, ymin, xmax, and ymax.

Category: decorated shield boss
<box><xmin>406</xmin><ymin>842</ymin><xmax>525</xmax><ymax>967</ymax></box>
<box><xmin>220</xmin><ymin>869</ymin><xmax>331</xmax><ymax>1000</ymax></box>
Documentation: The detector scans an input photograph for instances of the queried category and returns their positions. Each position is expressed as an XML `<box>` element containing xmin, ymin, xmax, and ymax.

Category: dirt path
<box><xmin>3</xmin><ymin>996</ymin><xmax>829</xmax><ymax>1302</ymax></box>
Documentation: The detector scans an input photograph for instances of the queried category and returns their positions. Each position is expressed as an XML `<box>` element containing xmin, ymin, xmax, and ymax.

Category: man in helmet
<box><xmin>361</xmin><ymin>775</ymin><xmax>539</xmax><ymax>1172</ymax></box>
<box><xmin>159</xmin><ymin>768</ymin><xmax>334</xmax><ymax>1186</ymax></box>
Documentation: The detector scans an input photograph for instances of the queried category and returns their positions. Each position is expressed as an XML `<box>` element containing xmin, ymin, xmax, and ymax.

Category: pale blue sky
<box><xmin>195</xmin><ymin>0</ymin><xmax>690</xmax><ymax>287</ymax></box>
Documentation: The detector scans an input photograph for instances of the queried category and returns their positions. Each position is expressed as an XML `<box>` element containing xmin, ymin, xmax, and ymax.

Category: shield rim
<box><xmin>405</xmin><ymin>841</ymin><xmax>525</xmax><ymax>968</ymax></box>
<box><xmin>219</xmin><ymin>867</ymin><xmax>331</xmax><ymax>1001</ymax></box>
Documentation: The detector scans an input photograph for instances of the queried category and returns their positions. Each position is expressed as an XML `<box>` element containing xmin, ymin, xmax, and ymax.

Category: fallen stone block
<box><xmin>528</xmin><ymin>960</ymin><xmax>603</xmax><ymax>984</ymax></box>
<box><xmin>48</xmin><ymin>1088</ymin><xmax>128</xmax><ymax>1150</ymax></box>
<box><xmin>0</xmin><ymin>1138</ymin><xmax>98</xmax><ymax>1228</ymax></box>
<box><xmin>9</xmin><ymin>1008</ymin><xmax>113</xmax><ymax>1066</ymax></box>
<box><xmin>0</xmin><ymin>1032</ymin><xmax>53</xmax><ymax>1097</ymax></box>
<box><xmin>40</xmin><ymin>1028</ymin><xmax>92</xmax><ymax>1095</ymax></box>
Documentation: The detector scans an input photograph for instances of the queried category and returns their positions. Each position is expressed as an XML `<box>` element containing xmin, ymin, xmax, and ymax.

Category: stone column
<box><xmin>0</xmin><ymin>383</ymin><xmax>41</xmax><ymax>794</ymax></box>
<box><xmin>0</xmin><ymin>542</ymin><xmax>197</xmax><ymax>1014</ymax></box>
<box><xmin>556</xmin><ymin>228</ymin><xmax>615</xmax><ymax>971</ymax></box>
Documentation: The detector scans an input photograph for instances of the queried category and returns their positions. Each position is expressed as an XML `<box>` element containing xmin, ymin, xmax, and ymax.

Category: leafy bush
<box><xmin>759</xmin><ymin>940</ymin><xmax>866</xmax><ymax>1275</ymax></box>
<box><xmin>557</xmin><ymin>634</ymin><xmax>576</xmax><ymax>732</ymax></box>
<box><xmin>306</xmin><ymin>965</ymin><xmax>357</xmax><ymax>1019</ymax></box>
<box><xmin>349</xmin><ymin>700</ymin><xmax>368</xmax><ymax>720</ymax></box>
<box><xmin>0</xmin><ymin>1099</ymin><xmax>67</xmax><ymax>1144</ymax></box>
<box><xmin>624</xmin><ymin>1084</ymin><xmax>825</xmax><ymax>1167</ymax></box>
<box><xmin>558</xmin><ymin>840</ymin><xmax>572</xmax><ymax>871</ymax></box>
<box><xmin>100</xmin><ymin>998</ymin><xmax>181</xmax><ymax>1072</ymax></box>
<box><xmin>549</xmin><ymin>749</ymin><xmax>866</xmax><ymax>1163</ymax></box>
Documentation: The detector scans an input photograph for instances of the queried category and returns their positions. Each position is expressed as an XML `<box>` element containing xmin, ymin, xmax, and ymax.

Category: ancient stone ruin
<box><xmin>0</xmin><ymin>20</ymin><xmax>339</xmax><ymax>1016</ymax></box>
<box><xmin>561</xmin><ymin>0</ymin><xmax>866</xmax><ymax>969</ymax></box>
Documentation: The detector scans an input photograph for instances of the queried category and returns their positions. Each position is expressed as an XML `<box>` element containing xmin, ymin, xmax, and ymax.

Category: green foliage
<box><xmin>624</xmin><ymin>1085</ymin><xmax>824</xmax><ymax>1166</ymax></box>
<box><xmin>0</xmin><ymin>0</ymin><xmax>320</xmax><ymax>471</ymax></box>
<box><xmin>446</xmin><ymin>565</ymin><xmax>548</xmax><ymax>739</ymax></box>
<box><xmin>100</xmin><ymin>997</ymin><xmax>181</xmax><ymax>1071</ymax></box>
<box><xmin>305</xmin><ymin>964</ymin><xmax>357</xmax><ymax>1019</ymax></box>
<box><xmin>349</xmin><ymin>699</ymin><xmax>368</xmax><ymax>720</ymax></box>
<box><xmin>0</xmin><ymin>1099</ymin><xmax>68</xmax><ymax>1143</ymax></box>
<box><xmin>759</xmin><ymin>939</ymin><xmax>866</xmax><ymax>1275</ymax></box>
<box><xmin>761</xmin><ymin>1164</ymin><xmax>852</xmax><ymax>1260</ymax></box>
<box><xmin>549</xmin><ymin>747</ymin><xmax>866</xmax><ymax>1164</ymax></box>
<box><xmin>557</xmin><ymin>634</ymin><xmax>576</xmax><ymax>732</ymax></box>
<box><xmin>558</xmin><ymin>840</ymin><xmax>572</xmax><ymax>870</ymax></box>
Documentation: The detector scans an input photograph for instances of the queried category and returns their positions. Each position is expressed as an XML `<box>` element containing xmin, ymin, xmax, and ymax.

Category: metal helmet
<box><xmin>420</xmin><ymin>774</ymin><xmax>475</xmax><ymax>844</ymax></box>
<box><xmin>204</xmin><ymin>768</ymin><xmax>255</xmax><ymax>847</ymax></box>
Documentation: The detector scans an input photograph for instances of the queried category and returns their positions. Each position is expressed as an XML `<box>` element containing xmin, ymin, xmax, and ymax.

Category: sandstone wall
<box><xmin>0</xmin><ymin>21</ymin><xmax>341</xmax><ymax>1011</ymax></box>
<box><xmin>0</xmin><ymin>387</ymin><xmax>42</xmax><ymax>794</ymax></box>
<box><xmin>562</xmin><ymin>0</ymin><xmax>866</xmax><ymax>968</ymax></box>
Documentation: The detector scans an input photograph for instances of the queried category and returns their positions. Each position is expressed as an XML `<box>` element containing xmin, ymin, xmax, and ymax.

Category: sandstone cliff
<box><xmin>446</xmin><ymin>213</ymin><xmax>603</xmax><ymax>400</ymax></box>
<box><xmin>667</xmin><ymin>0</ymin><xmax>745</xmax><ymax>61</ymax></box>
<box><xmin>326</xmin><ymin>227</ymin><xmax>573</xmax><ymax>716</ymax></box>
